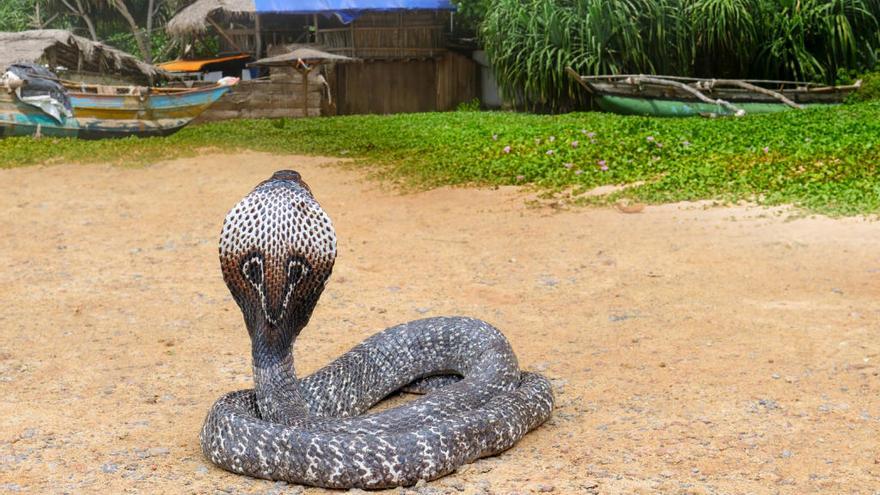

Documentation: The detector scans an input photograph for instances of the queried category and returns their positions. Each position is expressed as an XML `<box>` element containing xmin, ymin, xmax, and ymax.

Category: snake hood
<box><xmin>219</xmin><ymin>170</ymin><xmax>336</xmax><ymax>347</ymax></box>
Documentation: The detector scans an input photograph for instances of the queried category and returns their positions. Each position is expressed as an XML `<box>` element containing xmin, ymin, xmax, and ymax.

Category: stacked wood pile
<box><xmin>195</xmin><ymin>75</ymin><xmax>321</xmax><ymax>122</ymax></box>
<box><xmin>195</xmin><ymin>65</ymin><xmax>322</xmax><ymax>122</ymax></box>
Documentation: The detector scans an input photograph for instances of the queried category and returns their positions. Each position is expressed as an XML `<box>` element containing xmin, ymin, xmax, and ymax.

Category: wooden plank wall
<box><xmin>332</xmin><ymin>53</ymin><xmax>478</xmax><ymax>115</ymax></box>
<box><xmin>436</xmin><ymin>52</ymin><xmax>480</xmax><ymax>111</ymax></box>
<box><xmin>334</xmin><ymin>59</ymin><xmax>437</xmax><ymax>115</ymax></box>
<box><xmin>194</xmin><ymin>52</ymin><xmax>478</xmax><ymax>121</ymax></box>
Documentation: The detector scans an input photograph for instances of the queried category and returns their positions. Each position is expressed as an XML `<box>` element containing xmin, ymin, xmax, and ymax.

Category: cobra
<box><xmin>200</xmin><ymin>170</ymin><xmax>554</xmax><ymax>489</ymax></box>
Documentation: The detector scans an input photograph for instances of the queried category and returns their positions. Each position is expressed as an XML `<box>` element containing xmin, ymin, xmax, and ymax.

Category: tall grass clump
<box><xmin>482</xmin><ymin>0</ymin><xmax>880</xmax><ymax>109</ymax></box>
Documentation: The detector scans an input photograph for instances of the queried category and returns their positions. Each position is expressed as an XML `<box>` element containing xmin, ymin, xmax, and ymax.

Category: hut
<box><xmin>0</xmin><ymin>30</ymin><xmax>168</xmax><ymax>85</ymax></box>
<box><xmin>166</xmin><ymin>0</ymin><xmax>478</xmax><ymax>117</ymax></box>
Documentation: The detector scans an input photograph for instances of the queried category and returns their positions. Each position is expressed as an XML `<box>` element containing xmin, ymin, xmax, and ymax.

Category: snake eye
<box><xmin>241</xmin><ymin>256</ymin><xmax>264</xmax><ymax>289</ymax></box>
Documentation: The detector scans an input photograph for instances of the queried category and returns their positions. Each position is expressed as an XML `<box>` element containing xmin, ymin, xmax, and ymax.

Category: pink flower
<box><xmin>563</xmin><ymin>162</ymin><xmax>574</xmax><ymax>169</ymax></box>
<box><xmin>575</xmin><ymin>169</ymin><xmax>583</xmax><ymax>175</ymax></box>
<box><xmin>763</xmin><ymin>146</ymin><xmax>770</xmax><ymax>154</ymax></box>
<box><xmin>571</xmin><ymin>140</ymin><xmax>579</xmax><ymax>148</ymax></box>
<box><xmin>546</xmin><ymin>149</ymin><xmax>555</xmax><ymax>155</ymax></box>
<box><xmin>656</xmin><ymin>142</ymin><xmax>663</xmax><ymax>148</ymax></box>
<box><xmin>492</xmin><ymin>134</ymin><xmax>498</xmax><ymax>141</ymax></box>
<box><xmin>682</xmin><ymin>140</ymin><xmax>691</xmax><ymax>147</ymax></box>
<box><xmin>503</xmin><ymin>146</ymin><xmax>511</xmax><ymax>154</ymax></box>
<box><xmin>598</xmin><ymin>159</ymin><xmax>608</xmax><ymax>171</ymax></box>
<box><xmin>587</xmin><ymin>131</ymin><xmax>596</xmax><ymax>138</ymax></box>
<box><xmin>646</xmin><ymin>136</ymin><xmax>655</xmax><ymax>142</ymax></box>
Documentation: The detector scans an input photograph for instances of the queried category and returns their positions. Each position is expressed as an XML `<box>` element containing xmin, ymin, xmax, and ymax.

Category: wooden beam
<box><xmin>296</xmin><ymin>64</ymin><xmax>316</xmax><ymax>117</ymax></box>
<box><xmin>207</xmin><ymin>16</ymin><xmax>246</xmax><ymax>54</ymax></box>
<box><xmin>313</xmin><ymin>14</ymin><xmax>319</xmax><ymax>43</ymax></box>
<box><xmin>254</xmin><ymin>13</ymin><xmax>262</xmax><ymax>59</ymax></box>
<box><xmin>350</xmin><ymin>20</ymin><xmax>356</xmax><ymax>58</ymax></box>
<box><xmin>565</xmin><ymin>67</ymin><xmax>594</xmax><ymax>94</ymax></box>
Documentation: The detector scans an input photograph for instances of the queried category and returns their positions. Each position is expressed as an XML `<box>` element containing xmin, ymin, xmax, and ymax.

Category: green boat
<box><xmin>565</xmin><ymin>68</ymin><xmax>861</xmax><ymax>117</ymax></box>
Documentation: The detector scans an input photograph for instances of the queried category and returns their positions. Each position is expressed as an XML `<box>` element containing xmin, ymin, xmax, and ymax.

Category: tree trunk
<box><xmin>111</xmin><ymin>0</ymin><xmax>151</xmax><ymax>63</ymax></box>
<box><xmin>58</xmin><ymin>0</ymin><xmax>99</xmax><ymax>41</ymax></box>
<box><xmin>76</xmin><ymin>0</ymin><xmax>98</xmax><ymax>41</ymax></box>
<box><xmin>145</xmin><ymin>0</ymin><xmax>157</xmax><ymax>64</ymax></box>
<box><xmin>32</xmin><ymin>1</ymin><xmax>42</xmax><ymax>28</ymax></box>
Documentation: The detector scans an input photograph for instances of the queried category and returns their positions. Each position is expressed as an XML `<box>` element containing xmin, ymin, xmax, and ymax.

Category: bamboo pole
<box><xmin>625</xmin><ymin>76</ymin><xmax>745</xmax><ymax>116</ymax></box>
<box><xmin>574</xmin><ymin>73</ymin><xmax>824</xmax><ymax>88</ymax></box>
<box><xmin>705</xmin><ymin>79</ymin><xmax>803</xmax><ymax>109</ymax></box>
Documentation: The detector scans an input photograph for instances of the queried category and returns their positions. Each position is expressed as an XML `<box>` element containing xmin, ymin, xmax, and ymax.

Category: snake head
<box><xmin>219</xmin><ymin>170</ymin><xmax>336</xmax><ymax>347</ymax></box>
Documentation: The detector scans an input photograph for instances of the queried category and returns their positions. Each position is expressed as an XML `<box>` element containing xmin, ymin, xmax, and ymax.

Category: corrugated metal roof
<box><xmin>158</xmin><ymin>54</ymin><xmax>251</xmax><ymax>72</ymax></box>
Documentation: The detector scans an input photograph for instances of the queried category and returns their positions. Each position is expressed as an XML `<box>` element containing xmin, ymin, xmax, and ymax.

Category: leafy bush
<box><xmin>482</xmin><ymin>0</ymin><xmax>880</xmax><ymax>109</ymax></box>
<box><xmin>0</xmin><ymin>0</ymin><xmax>35</xmax><ymax>32</ymax></box>
<box><xmin>456</xmin><ymin>98</ymin><xmax>482</xmax><ymax>111</ymax></box>
<box><xmin>848</xmin><ymin>70</ymin><xmax>880</xmax><ymax>101</ymax></box>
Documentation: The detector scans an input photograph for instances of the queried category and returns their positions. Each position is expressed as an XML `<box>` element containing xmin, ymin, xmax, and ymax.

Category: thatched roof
<box><xmin>167</xmin><ymin>0</ymin><xmax>256</xmax><ymax>37</ymax></box>
<box><xmin>0</xmin><ymin>29</ymin><xmax>168</xmax><ymax>83</ymax></box>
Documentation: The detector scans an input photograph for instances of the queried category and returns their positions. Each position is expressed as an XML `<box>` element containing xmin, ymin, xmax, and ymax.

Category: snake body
<box><xmin>200</xmin><ymin>171</ymin><xmax>554</xmax><ymax>488</ymax></box>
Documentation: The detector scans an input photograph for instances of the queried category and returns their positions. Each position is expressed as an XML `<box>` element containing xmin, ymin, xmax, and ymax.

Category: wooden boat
<box><xmin>0</xmin><ymin>79</ymin><xmax>236</xmax><ymax>139</ymax></box>
<box><xmin>565</xmin><ymin>67</ymin><xmax>861</xmax><ymax>117</ymax></box>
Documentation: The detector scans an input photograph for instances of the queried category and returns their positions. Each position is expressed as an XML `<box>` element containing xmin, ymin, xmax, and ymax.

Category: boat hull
<box><xmin>565</xmin><ymin>69</ymin><xmax>860</xmax><ymax>117</ymax></box>
<box><xmin>0</xmin><ymin>94</ymin><xmax>80</xmax><ymax>138</ymax></box>
<box><xmin>595</xmin><ymin>94</ymin><xmax>823</xmax><ymax>117</ymax></box>
<box><xmin>0</xmin><ymin>83</ymin><xmax>232</xmax><ymax>139</ymax></box>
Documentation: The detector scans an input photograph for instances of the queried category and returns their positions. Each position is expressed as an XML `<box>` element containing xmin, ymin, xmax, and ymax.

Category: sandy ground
<box><xmin>0</xmin><ymin>152</ymin><xmax>878</xmax><ymax>495</ymax></box>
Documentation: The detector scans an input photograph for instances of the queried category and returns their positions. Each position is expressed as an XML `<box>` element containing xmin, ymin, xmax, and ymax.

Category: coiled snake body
<box><xmin>200</xmin><ymin>171</ymin><xmax>554</xmax><ymax>488</ymax></box>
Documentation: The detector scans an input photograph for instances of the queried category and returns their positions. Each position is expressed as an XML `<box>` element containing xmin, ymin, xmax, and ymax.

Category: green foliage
<box><xmin>0</xmin><ymin>0</ymin><xmax>36</xmax><ymax>32</ymax></box>
<box><xmin>482</xmin><ymin>0</ymin><xmax>880</xmax><ymax>109</ymax></box>
<box><xmin>3</xmin><ymin>103</ymin><xmax>880</xmax><ymax>215</ymax></box>
<box><xmin>848</xmin><ymin>70</ymin><xmax>880</xmax><ymax>100</ymax></box>
<box><xmin>456</xmin><ymin>98</ymin><xmax>482</xmax><ymax>111</ymax></box>
<box><xmin>454</xmin><ymin>0</ymin><xmax>492</xmax><ymax>37</ymax></box>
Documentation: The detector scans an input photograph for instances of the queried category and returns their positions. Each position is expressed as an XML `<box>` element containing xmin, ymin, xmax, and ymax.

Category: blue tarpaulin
<box><xmin>254</xmin><ymin>0</ymin><xmax>456</xmax><ymax>14</ymax></box>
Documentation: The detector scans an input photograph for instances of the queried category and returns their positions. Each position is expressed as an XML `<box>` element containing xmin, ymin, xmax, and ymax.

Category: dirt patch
<box><xmin>0</xmin><ymin>152</ymin><xmax>878</xmax><ymax>494</ymax></box>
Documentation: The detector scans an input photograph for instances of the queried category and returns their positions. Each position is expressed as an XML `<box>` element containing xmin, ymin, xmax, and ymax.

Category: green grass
<box><xmin>3</xmin><ymin>101</ymin><xmax>880</xmax><ymax>215</ymax></box>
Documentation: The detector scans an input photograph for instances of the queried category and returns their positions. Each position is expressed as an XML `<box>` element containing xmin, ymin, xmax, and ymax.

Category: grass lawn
<box><xmin>2</xmin><ymin>101</ymin><xmax>879</xmax><ymax>215</ymax></box>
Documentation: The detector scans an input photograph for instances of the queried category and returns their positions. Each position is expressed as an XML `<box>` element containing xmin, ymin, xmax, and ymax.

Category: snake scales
<box><xmin>200</xmin><ymin>170</ymin><xmax>554</xmax><ymax>489</ymax></box>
